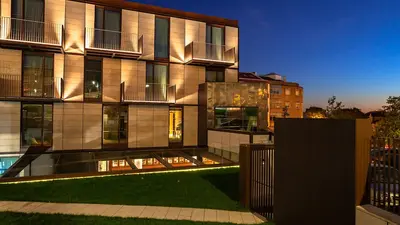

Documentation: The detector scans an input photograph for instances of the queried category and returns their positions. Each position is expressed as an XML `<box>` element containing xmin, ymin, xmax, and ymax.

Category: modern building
<box><xmin>239</xmin><ymin>72</ymin><xmax>304</xmax><ymax>129</ymax></box>
<box><xmin>0</xmin><ymin>0</ymin><xmax>272</xmax><ymax>176</ymax></box>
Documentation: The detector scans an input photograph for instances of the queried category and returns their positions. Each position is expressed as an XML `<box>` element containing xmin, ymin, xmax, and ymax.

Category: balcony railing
<box><xmin>121</xmin><ymin>82</ymin><xmax>176</xmax><ymax>103</ymax></box>
<box><xmin>185</xmin><ymin>42</ymin><xmax>236</xmax><ymax>66</ymax></box>
<box><xmin>0</xmin><ymin>17</ymin><xmax>63</xmax><ymax>47</ymax></box>
<box><xmin>0</xmin><ymin>74</ymin><xmax>63</xmax><ymax>100</ymax></box>
<box><xmin>85</xmin><ymin>28</ymin><xmax>143</xmax><ymax>57</ymax></box>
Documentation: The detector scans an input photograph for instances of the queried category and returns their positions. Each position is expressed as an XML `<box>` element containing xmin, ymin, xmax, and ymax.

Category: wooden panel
<box><xmin>83</xmin><ymin>103</ymin><xmax>102</xmax><ymax>149</ymax></box>
<box><xmin>0</xmin><ymin>48</ymin><xmax>22</xmax><ymax>97</ymax></box>
<box><xmin>102</xmin><ymin>58</ymin><xmax>121</xmax><ymax>102</ymax></box>
<box><xmin>85</xmin><ymin>3</ymin><xmax>95</xmax><ymax>48</ymax></box>
<box><xmin>183</xmin><ymin>106</ymin><xmax>198</xmax><ymax>146</ymax></box>
<box><xmin>138</xmin><ymin>12</ymin><xmax>155</xmax><ymax>60</ymax></box>
<box><xmin>64</xmin><ymin>54</ymin><xmax>84</xmax><ymax>101</ymax></box>
<box><xmin>53</xmin><ymin>103</ymin><xmax>63</xmax><ymax>150</ymax></box>
<box><xmin>44</xmin><ymin>0</ymin><xmax>65</xmax><ymax>44</ymax></box>
<box><xmin>62</xmin><ymin>103</ymin><xmax>83</xmax><ymax>150</ymax></box>
<box><xmin>0</xmin><ymin>102</ymin><xmax>20</xmax><ymax>153</ymax></box>
<box><xmin>274</xmin><ymin>119</ymin><xmax>356</xmax><ymax>225</ymax></box>
<box><xmin>185</xmin><ymin>20</ymin><xmax>206</xmax><ymax>58</ymax></box>
<box><xmin>1</xmin><ymin>0</ymin><xmax>11</xmax><ymax>17</ymax></box>
<box><xmin>121</xmin><ymin>10</ymin><xmax>139</xmax><ymax>53</ymax></box>
<box><xmin>225</xmin><ymin>69</ymin><xmax>238</xmax><ymax>83</ymax></box>
<box><xmin>225</xmin><ymin>26</ymin><xmax>239</xmax><ymax>69</ymax></box>
<box><xmin>65</xmin><ymin>0</ymin><xmax>85</xmax><ymax>54</ymax></box>
<box><xmin>128</xmin><ymin>105</ymin><xmax>137</xmax><ymax>148</ymax></box>
<box><xmin>153</xmin><ymin>106</ymin><xmax>168</xmax><ymax>147</ymax></box>
<box><xmin>170</xmin><ymin>17</ymin><xmax>185</xmax><ymax>63</ymax></box>
<box><xmin>136</xmin><ymin>105</ymin><xmax>154</xmax><ymax>147</ymax></box>
<box><xmin>169</xmin><ymin>64</ymin><xmax>184</xmax><ymax>104</ymax></box>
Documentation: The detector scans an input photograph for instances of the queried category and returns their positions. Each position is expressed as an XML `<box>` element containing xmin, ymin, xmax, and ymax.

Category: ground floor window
<box><xmin>214</xmin><ymin>107</ymin><xmax>258</xmax><ymax>131</ymax></box>
<box><xmin>21</xmin><ymin>103</ymin><xmax>53</xmax><ymax>147</ymax></box>
<box><xmin>103</xmin><ymin>105</ymin><xmax>128</xmax><ymax>147</ymax></box>
<box><xmin>169</xmin><ymin>107</ymin><xmax>182</xmax><ymax>144</ymax></box>
<box><xmin>0</xmin><ymin>157</ymin><xmax>18</xmax><ymax>175</ymax></box>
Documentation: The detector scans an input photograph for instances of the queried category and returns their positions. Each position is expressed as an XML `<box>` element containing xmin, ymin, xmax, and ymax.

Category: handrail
<box><xmin>122</xmin><ymin>82</ymin><xmax>176</xmax><ymax>103</ymax></box>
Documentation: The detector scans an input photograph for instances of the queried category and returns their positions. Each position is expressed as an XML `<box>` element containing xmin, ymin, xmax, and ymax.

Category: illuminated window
<box><xmin>21</xmin><ymin>103</ymin><xmax>52</xmax><ymax>147</ymax></box>
<box><xmin>23</xmin><ymin>52</ymin><xmax>54</xmax><ymax>98</ymax></box>
<box><xmin>295</xmin><ymin>89</ymin><xmax>300</xmax><ymax>96</ymax></box>
<box><xmin>285</xmin><ymin>88</ymin><xmax>291</xmax><ymax>95</ymax></box>
<box><xmin>169</xmin><ymin>107</ymin><xmax>183</xmax><ymax>144</ymax></box>
<box><xmin>84</xmin><ymin>58</ymin><xmax>102</xmax><ymax>101</ymax></box>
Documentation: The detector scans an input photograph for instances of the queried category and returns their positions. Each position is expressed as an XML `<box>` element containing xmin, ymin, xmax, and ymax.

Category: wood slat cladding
<box><xmin>70</xmin><ymin>0</ymin><xmax>238</xmax><ymax>27</ymax></box>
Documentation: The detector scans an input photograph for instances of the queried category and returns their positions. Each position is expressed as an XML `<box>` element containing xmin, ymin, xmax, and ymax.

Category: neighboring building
<box><xmin>0</xmin><ymin>0</ymin><xmax>272</xmax><ymax>173</ymax></box>
<box><xmin>239</xmin><ymin>72</ymin><xmax>304</xmax><ymax>129</ymax></box>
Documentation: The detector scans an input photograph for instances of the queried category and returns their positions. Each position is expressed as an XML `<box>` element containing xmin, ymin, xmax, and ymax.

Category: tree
<box><xmin>375</xmin><ymin>96</ymin><xmax>400</xmax><ymax>138</ymax></box>
<box><xmin>282</xmin><ymin>106</ymin><xmax>289</xmax><ymax>118</ymax></box>
<box><xmin>304</xmin><ymin>106</ymin><xmax>326</xmax><ymax>118</ymax></box>
<box><xmin>326</xmin><ymin>96</ymin><xmax>344</xmax><ymax>119</ymax></box>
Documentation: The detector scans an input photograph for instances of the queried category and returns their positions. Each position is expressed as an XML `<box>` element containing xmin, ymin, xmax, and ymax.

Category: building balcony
<box><xmin>0</xmin><ymin>74</ymin><xmax>63</xmax><ymax>101</ymax></box>
<box><xmin>185</xmin><ymin>42</ymin><xmax>236</xmax><ymax>67</ymax></box>
<box><xmin>121</xmin><ymin>82</ymin><xmax>176</xmax><ymax>104</ymax></box>
<box><xmin>0</xmin><ymin>17</ymin><xmax>63</xmax><ymax>52</ymax></box>
<box><xmin>85</xmin><ymin>28</ymin><xmax>143</xmax><ymax>59</ymax></box>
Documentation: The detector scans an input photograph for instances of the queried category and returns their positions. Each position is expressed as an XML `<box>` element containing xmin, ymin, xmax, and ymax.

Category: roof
<box><xmin>239</xmin><ymin>72</ymin><xmax>302</xmax><ymax>87</ymax></box>
<box><xmin>72</xmin><ymin>0</ymin><xmax>238</xmax><ymax>27</ymax></box>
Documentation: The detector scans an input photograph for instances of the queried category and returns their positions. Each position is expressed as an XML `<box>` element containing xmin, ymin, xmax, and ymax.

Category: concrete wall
<box><xmin>64</xmin><ymin>54</ymin><xmax>84</xmax><ymax>101</ymax></box>
<box><xmin>121</xmin><ymin>10</ymin><xmax>139</xmax><ymax>52</ymax></box>
<box><xmin>356</xmin><ymin>205</ymin><xmax>400</xmax><ymax>225</ymax></box>
<box><xmin>183</xmin><ymin>106</ymin><xmax>198</xmax><ymax>146</ymax></box>
<box><xmin>138</xmin><ymin>12</ymin><xmax>155</xmax><ymax>60</ymax></box>
<box><xmin>129</xmin><ymin>105</ymin><xmax>168</xmax><ymax>148</ymax></box>
<box><xmin>65</xmin><ymin>0</ymin><xmax>85</xmax><ymax>54</ymax></box>
<box><xmin>0</xmin><ymin>102</ymin><xmax>20</xmax><ymax>153</ymax></box>
<box><xmin>102</xmin><ymin>58</ymin><xmax>121</xmax><ymax>102</ymax></box>
<box><xmin>170</xmin><ymin>17</ymin><xmax>185</xmax><ymax>63</ymax></box>
<box><xmin>208</xmin><ymin>130</ymin><xmax>250</xmax><ymax>161</ymax></box>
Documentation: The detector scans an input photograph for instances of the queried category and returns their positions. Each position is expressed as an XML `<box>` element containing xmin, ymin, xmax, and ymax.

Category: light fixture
<box><xmin>92</xmin><ymin>81</ymin><xmax>95</xmax><ymax>85</ymax></box>
<box><xmin>145</xmin><ymin>84</ymin><xmax>150</xmax><ymax>88</ymax></box>
<box><xmin>34</xmin><ymin>89</ymin><xmax>37</xmax><ymax>93</ymax></box>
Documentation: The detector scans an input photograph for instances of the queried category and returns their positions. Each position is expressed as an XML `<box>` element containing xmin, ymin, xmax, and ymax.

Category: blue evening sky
<box><xmin>133</xmin><ymin>0</ymin><xmax>400</xmax><ymax>112</ymax></box>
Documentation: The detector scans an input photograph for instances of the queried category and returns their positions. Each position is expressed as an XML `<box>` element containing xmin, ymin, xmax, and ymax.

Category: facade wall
<box><xmin>121</xmin><ymin>10</ymin><xmax>139</xmax><ymax>52</ymax></box>
<box><xmin>170</xmin><ymin>64</ymin><xmax>205</xmax><ymax>105</ymax></box>
<box><xmin>65</xmin><ymin>0</ymin><xmax>85</xmax><ymax>54</ymax></box>
<box><xmin>225</xmin><ymin>26</ymin><xmax>239</xmax><ymax>69</ymax></box>
<box><xmin>185</xmin><ymin>20</ymin><xmax>206</xmax><ymax>58</ymax></box>
<box><xmin>1</xmin><ymin>0</ymin><xmax>11</xmax><ymax>17</ymax></box>
<box><xmin>225</xmin><ymin>69</ymin><xmax>238</xmax><ymax>83</ymax></box>
<box><xmin>0</xmin><ymin>102</ymin><xmax>20</xmax><ymax>153</ymax></box>
<box><xmin>44</xmin><ymin>0</ymin><xmax>65</xmax><ymax>44</ymax></box>
<box><xmin>138</xmin><ymin>12</ymin><xmax>155</xmax><ymax>60</ymax></box>
<box><xmin>64</xmin><ymin>54</ymin><xmax>84</xmax><ymax>101</ymax></box>
<box><xmin>170</xmin><ymin>17</ymin><xmax>185</xmax><ymax>63</ymax></box>
<box><xmin>82</xmin><ymin>103</ymin><xmax>102</xmax><ymax>149</ymax></box>
<box><xmin>184</xmin><ymin>106</ymin><xmax>198</xmax><ymax>146</ymax></box>
<box><xmin>62</xmin><ymin>103</ymin><xmax>84</xmax><ymax>150</ymax></box>
<box><xmin>0</xmin><ymin>48</ymin><xmax>22</xmax><ymax>97</ymax></box>
<box><xmin>102</xmin><ymin>58</ymin><xmax>121</xmax><ymax>102</ymax></box>
<box><xmin>85</xmin><ymin>3</ymin><xmax>95</xmax><ymax>48</ymax></box>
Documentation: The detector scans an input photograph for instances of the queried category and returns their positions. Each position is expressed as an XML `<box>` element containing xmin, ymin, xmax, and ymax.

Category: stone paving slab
<box><xmin>0</xmin><ymin>201</ymin><xmax>266</xmax><ymax>224</ymax></box>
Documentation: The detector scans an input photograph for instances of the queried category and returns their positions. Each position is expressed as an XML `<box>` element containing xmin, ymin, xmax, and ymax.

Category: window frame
<box><xmin>94</xmin><ymin>6</ymin><xmax>122</xmax><ymax>49</ymax></box>
<box><xmin>102</xmin><ymin>104</ymin><xmax>128</xmax><ymax>149</ymax></box>
<box><xmin>206</xmin><ymin>24</ymin><xmax>226</xmax><ymax>46</ymax></box>
<box><xmin>145</xmin><ymin>62</ymin><xmax>169</xmax><ymax>101</ymax></box>
<box><xmin>84</xmin><ymin>56</ymin><xmax>103</xmax><ymax>102</ymax></box>
<box><xmin>214</xmin><ymin>106</ymin><xmax>258</xmax><ymax>131</ymax></box>
<box><xmin>154</xmin><ymin>16</ymin><xmax>170</xmax><ymax>61</ymax></box>
<box><xmin>21</xmin><ymin>102</ymin><xmax>53</xmax><ymax>148</ymax></box>
<box><xmin>206</xmin><ymin>67</ymin><xmax>225</xmax><ymax>82</ymax></box>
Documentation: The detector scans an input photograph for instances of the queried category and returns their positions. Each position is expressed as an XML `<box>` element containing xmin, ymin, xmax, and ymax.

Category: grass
<box><xmin>0</xmin><ymin>212</ymin><xmax>274</xmax><ymax>225</ymax></box>
<box><xmin>0</xmin><ymin>167</ymin><xmax>243</xmax><ymax>211</ymax></box>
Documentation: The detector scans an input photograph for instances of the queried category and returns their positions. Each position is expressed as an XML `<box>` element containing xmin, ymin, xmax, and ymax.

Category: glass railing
<box><xmin>0</xmin><ymin>74</ymin><xmax>63</xmax><ymax>99</ymax></box>
<box><xmin>0</xmin><ymin>17</ymin><xmax>63</xmax><ymax>46</ymax></box>
<box><xmin>121</xmin><ymin>82</ymin><xmax>176</xmax><ymax>103</ymax></box>
<box><xmin>185</xmin><ymin>41</ymin><xmax>236</xmax><ymax>65</ymax></box>
<box><xmin>85</xmin><ymin>28</ymin><xmax>143</xmax><ymax>53</ymax></box>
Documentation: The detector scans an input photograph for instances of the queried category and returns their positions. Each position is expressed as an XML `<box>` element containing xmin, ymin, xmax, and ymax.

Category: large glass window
<box><xmin>155</xmin><ymin>17</ymin><xmax>169</xmax><ymax>59</ymax></box>
<box><xmin>95</xmin><ymin>7</ymin><xmax>121</xmax><ymax>49</ymax></box>
<box><xmin>84</xmin><ymin>58</ymin><xmax>102</xmax><ymax>100</ymax></box>
<box><xmin>21</xmin><ymin>104</ymin><xmax>53</xmax><ymax>147</ymax></box>
<box><xmin>206</xmin><ymin>25</ymin><xmax>224</xmax><ymax>60</ymax></box>
<box><xmin>23</xmin><ymin>53</ymin><xmax>54</xmax><ymax>97</ymax></box>
<box><xmin>146</xmin><ymin>63</ymin><xmax>168</xmax><ymax>101</ymax></box>
<box><xmin>11</xmin><ymin>0</ymin><xmax>44</xmax><ymax>41</ymax></box>
<box><xmin>270</xmin><ymin>85</ymin><xmax>282</xmax><ymax>95</ymax></box>
<box><xmin>206</xmin><ymin>68</ymin><xmax>224</xmax><ymax>82</ymax></box>
<box><xmin>215</xmin><ymin>107</ymin><xmax>257</xmax><ymax>131</ymax></box>
<box><xmin>169</xmin><ymin>107</ymin><xmax>182</xmax><ymax>144</ymax></box>
<box><xmin>103</xmin><ymin>105</ymin><xmax>128</xmax><ymax>147</ymax></box>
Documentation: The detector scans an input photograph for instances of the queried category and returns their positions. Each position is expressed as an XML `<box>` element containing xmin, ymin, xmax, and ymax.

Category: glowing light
<box><xmin>145</xmin><ymin>84</ymin><xmax>150</xmax><ymax>88</ymax></box>
<box><xmin>92</xmin><ymin>81</ymin><xmax>95</xmax><ymax>85</ymax></box>
<box><xmin>34</xmin><ymin>89</ymin><xmax>37</xmax><ymax>93</ymax></box>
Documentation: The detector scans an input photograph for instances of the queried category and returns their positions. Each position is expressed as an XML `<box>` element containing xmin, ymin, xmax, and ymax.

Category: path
<box><xmin>0</xmin><ymin>201</ymin><xmax>265</xmax><ymax>224</ymax></box>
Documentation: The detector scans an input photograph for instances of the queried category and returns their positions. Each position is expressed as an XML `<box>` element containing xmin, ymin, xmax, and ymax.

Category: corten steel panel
<box><xmin>274</xmin><ymin>118</ymin><xmax>356</xmax><ymax>225</ymax></box>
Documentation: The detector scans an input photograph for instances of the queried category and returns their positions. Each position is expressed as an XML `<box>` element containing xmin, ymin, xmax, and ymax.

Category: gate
<box><xmin>240</xmin><ymin>144</ymin><xmax>274</xmax><ymax>220</ymax></box>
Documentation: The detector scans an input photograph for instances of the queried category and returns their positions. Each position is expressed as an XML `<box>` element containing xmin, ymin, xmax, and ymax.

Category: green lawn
<box><xmin>0</xmin><ymin>212</ymin><xmax>274</xmax><ymax>225</ymax></box>
<box><xmin>0</xmin><ymin>167</ymin><xmax>243</xmax><ymax>211</ymax></box>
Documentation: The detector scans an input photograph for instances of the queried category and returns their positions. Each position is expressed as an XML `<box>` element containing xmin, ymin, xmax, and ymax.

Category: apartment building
<box><xmin>239</xmin><ymin>72</ymin><xmax>304</xmax><ymax>129</ymax></box>
<box><xmin>0</xmin><ymin>0</ymin><xmax>254</xmax><ymax>159</ymax></box>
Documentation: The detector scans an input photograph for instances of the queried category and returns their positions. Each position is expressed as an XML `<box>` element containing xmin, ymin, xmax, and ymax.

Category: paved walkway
<box><xmin>0</xmin><ymin>201</ymin><xmax>265</xmax><ymax>224</ymax></box>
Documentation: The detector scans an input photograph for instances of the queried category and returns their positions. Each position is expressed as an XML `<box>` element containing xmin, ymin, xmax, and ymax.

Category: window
<box><xmin>272</xmin><ymin>100</ymin><xmax>282</xmax><ymax>109</ymax></box>
<box><xmin>23</xmin><ymin>52</ymin><xmax>54</xmax><ymax>97</ymax></box>
<box><xmin>103</xmin><ymin>105</ymin><xmax>128</xmax><ymax>147</ymax></box>
<box><xmin>295</xmin><ymin>89</ymin><xmax>300</xmax><ymax>96</ymax></box>
<box><xmin>270</xmin><ymin>85</ymin><xmax>282</xmax><ymax>95</ymax></box>
<box><xmin>155</xmin><ymin>17</ymin><xmax>169</xmax><ymax>59</ymax></box>
<box><xmin>95</xmin><ymin>7</ymin><xmax>121</xmax><ymax>49</ymax></box>
<box><xmin>285</xmin><ymin>102</ymin><xmax>291</xmax><ymax>108</ymax></box>
<box><xmin>21</xmin><ymin>103</ymin><xmax>52</xmax><ymax>147</ymax></box>
<box><xmin>206</xmin><ymin>25</ymin><xmax>224</xmax><ymax>60</ymax></box>
<box><xmin>84</xmin><ymin>58</ymin><xmax>102</xmax><ymax>100</ymax></box>
<box><xmin>146</xmin><ymin>63</ymin><xmax>168</xmax><ymax>101</ymax></box>
<box><xmin>206</xmin><ymin>68</ymin><xmax>224</xmax><ymax>82</ymax></box>
<box><xmin>296</xmin><ymin>103</ymin><xmax>301</xmax><ymax>109</ymax></box>
<box><xmin>169</xmin><ymin>107</ymin><xmax>182</xmax><ymax>144</ymax></box>
<box><xmin>11</xmin><ymin>0</ymin><xmax>44</xmax><ymax>41</ymax></box>
<box><xmin>215</xmin><ymin>107</ymin><xmax>257</xmax><ymax>131</ymax></box>
<box><xmin>285</xmin><ymin>88</ymin><xmax>291</xmax><ymax>95</ymax></box>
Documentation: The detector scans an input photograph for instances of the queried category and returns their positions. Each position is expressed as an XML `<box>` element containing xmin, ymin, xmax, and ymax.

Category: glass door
<box><xmin>169</xmin><ymin>107</ymin><xmax>183</xmax><ymax>147</ymax></box>
<box><xmin>206</xmin><ymin>25</ymin><xmax>224</xmax><ymax>60</ymax></box>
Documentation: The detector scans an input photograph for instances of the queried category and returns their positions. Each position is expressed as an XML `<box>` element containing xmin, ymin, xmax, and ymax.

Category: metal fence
<box><xmin>240</xmin><ymin>144</ymin><xmax>274</xmax><ymax>220</ymax></box>
<box><xmin>85</xmin><ymin>28</ymin><xmax>143</xmax><ymax>53</ymax></box>
<box><xmin>366</xmin><ymin>138</ymin><xmax>400</xmax><ymax>215</ymax></box>
<box><xmin>121</xmin><ymin>82</ymin><xmax>176</xmax><ymax>103</ymax></box>
<box><xmin>185</xmin><ymin>41</ymin><xmax>236</xmax><ymax>63</ymax></box>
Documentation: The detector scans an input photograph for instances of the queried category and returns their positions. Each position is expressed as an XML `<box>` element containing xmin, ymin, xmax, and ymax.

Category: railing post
<box><xmin>239</xmin><ymin>144</ymin><xmax>252</xmax><ymax>208</ymax></box>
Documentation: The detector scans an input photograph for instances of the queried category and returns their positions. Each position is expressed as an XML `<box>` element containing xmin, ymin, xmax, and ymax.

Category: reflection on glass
<box><xmin>103</xmin><ymin>105</ymin><xmax>128</xmax><ymax>146</ymax></box>
<box><xmin>215</xmin><ymin>107</ymin><xmax>258</xmax><ymax>131</ymax></box>
<box><xmin>0</xmin><ymin>157</ymin><xmax>18</xmax><ymax>175</ymax></box>
<box><xmin>169</xmin><ymin>107</ymin><xmax>182</xmax><ymax>143</ymax></box>
<box><xmin>206</xmin><ymin>70</ymin><xmax>224</xmax><ymax>82</ymax></box>
<box><xmin>23</xmin><ymin>54</ymin><xmax>54</xmax><ymax>97</ymax></box>
<box><xmin>11</xmin><ymin>0</ymin><xmax>44</xmax><ymax>42</ymax></box>
<box><xmin>84</xmin><ymin>58</ymin><xmax>102</xmax><ymax>100</ymax></box>
<box><xmin>146</xmin><ymin>64</ymin><xmax>168</xmax><ymax>101</ymax></box>
<box><xmin>155</xmin><ymin>17</ymin><xmax>169</xmax><ymax>58</ymax></box>
<box><xmin>22</xmin><ymin>104</ymin><xmax>52</xmax><ymax>147</ymax></box>
<box><xmin>95</xmin><ymin>7</ymin><xmax>121</xmax><ymax>50</ymax></box>
<box><xmin>206</xmin><ymin>25</ymin><xmax>224</xmax><ymax>60</ymax></box>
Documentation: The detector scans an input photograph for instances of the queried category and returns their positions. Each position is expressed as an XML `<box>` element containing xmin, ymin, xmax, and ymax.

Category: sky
<box><xmin>133</xmin><ymin>0</ymin><xmax>400</xmax><ymax>112</ymax></box>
